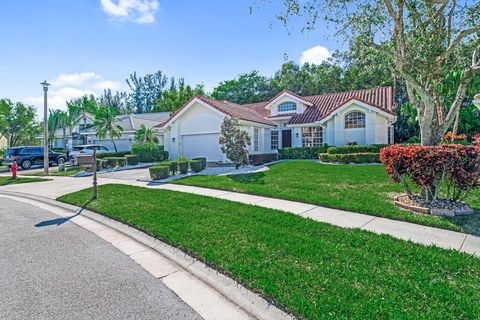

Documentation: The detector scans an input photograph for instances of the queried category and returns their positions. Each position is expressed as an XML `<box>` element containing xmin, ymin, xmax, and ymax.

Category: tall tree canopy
<box><xmin>127</xmin><ymin>71</ymin><xmax>168</xmax><ymax>113</ymax></box>
<box><xmin>154</xmin><ymin>78</ymin><xmax>205</xmax><ymax>112</ymax></box>
<box><xmin>212</xmin><ymin>71</ymin><xmax>275</xmax><ymax>104</ymax></box>
<box><xmin>98</xmin><ymin>89</ymin><xmax>134</xmax><ymax>115</ymax></box>
<box><xmin>267</xmin><ymin>0</ymin><xmax>480</xmax><ymax>145</ymax></box>
<box><xmin>0</xmin><ymin>99</ymin><xmax>40</xmax><ymax>147</ymax></box>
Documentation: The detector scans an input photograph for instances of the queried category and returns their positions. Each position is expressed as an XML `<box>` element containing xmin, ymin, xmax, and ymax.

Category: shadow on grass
<box><xmin>229</xmin><ymin>172</ymin><xmax>266</xmax><ymax>185</ymax></box>
<box><xmin>448</xmin><ymin>208</ymin><xmax>480</xmax><ymax>236</ymax></box>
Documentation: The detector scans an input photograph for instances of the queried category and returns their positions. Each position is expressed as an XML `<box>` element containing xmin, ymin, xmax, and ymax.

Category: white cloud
<box><xmin>23</xmin><ymin>72</ymin><xmax>121</xmax><ymax>112</ymax></box>
<box><xmin>100</xmin><ymin>0</ymin><xmax>159</xmax><ymax>24</ymax></box>
<box><xmin>300</xmin><ymin>45</ymin><xmax>331</xmax><ymax>65</ymax></box>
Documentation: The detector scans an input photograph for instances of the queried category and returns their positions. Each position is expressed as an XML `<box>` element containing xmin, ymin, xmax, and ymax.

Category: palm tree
<box><xmin>47</xmin><ymin>109</ymin><xmax>62</xmax><ymax>147</ymax></box>
<box><xmin>93</xmin><ymin>107</ymin><xmax>123</xmax><ymax>152</ymax></box>
<box><xmin>134</xmin><ymin>124</ymin><xmax>159</xmax><ymax>143</ymax></box>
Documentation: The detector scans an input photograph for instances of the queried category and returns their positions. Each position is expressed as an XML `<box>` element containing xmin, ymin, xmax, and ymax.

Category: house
<box><xmin>158</xmin><ymin>87</ymin><xmax>396</xmax><ymax>162</ymax></box>
<box><xmin>49</xmin><ymin>113</ymin><xmax>96</xmax><ymax>150</ymax></box>
<box><xmin>0</xmin><ymin>136</ymin><xmax>7</xmax><ymax>149</ymax></box>
<box><xmin>81</xmin><ymin>112</ymin><xmax>170</xmax><ymax>152</ymax></box>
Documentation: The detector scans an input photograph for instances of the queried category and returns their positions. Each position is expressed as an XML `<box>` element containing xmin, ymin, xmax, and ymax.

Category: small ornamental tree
<box><xmin>380</xmin><ymin>144</ymin><xmax>480</xmax><ymax>202</ymax></box>
<box><xmin>219</xmin><ymin>117</ymin><xmax>251</xmax><ymax>169</ymax></box>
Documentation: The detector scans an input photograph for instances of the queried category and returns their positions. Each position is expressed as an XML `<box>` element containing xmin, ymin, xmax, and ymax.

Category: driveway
<box><xmin>0</xmin><ymin>197</ymin><xmax>202</xmax><ymax>320</ymax></box>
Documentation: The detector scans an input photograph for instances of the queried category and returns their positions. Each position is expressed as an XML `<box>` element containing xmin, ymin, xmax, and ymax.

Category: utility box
<box><xmin>75</xmin><ymin>155</ymin><xmax>94</xmax><ymax>169</ymax></box>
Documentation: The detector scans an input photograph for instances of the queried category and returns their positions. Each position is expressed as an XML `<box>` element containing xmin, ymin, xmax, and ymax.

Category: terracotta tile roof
<box><xmin>157</xmin><ymin>87</ymin><xmax>394</xmax><ymax>128</ymax></box>
<box><xmin>267</xmin><ymin>113</ymin><xmax>296</xmax><ymax>118</ymax></box>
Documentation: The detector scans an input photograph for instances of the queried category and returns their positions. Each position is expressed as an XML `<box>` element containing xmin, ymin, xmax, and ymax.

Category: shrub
<box><xmin>96</xmin><ymin>159</ymin><xmax>105</xmax><ymax>169</ymax></box>
<box><xmin>192</xmin><ymin>157</ymin><xmax>206</xmax><ymax>170</ymax></box>
<box><xmin>380</xmin><ymin>144</ymin><xmax>480</xmax><ymax>202</ymax></box>
<box><xmin>160</xmin><ymin>161</ymin><xmax>178</xmax><ymax>175</ymax></box>
<box><xmin>278</xmin><ymin>146</ymin><xmax>329</xmax><ymax>159</ymax></box>
<box><xmin>132</xmin><ymin>143</ymin><xmax>168</xmax><ymax>163</ymax></box>
<box><xmin>125</xmin><ymin>155</ymin><xmax>139</xmax><ymax>166</ymax></box>
<box><xmin>249</xmin><ymin>153</ymin><xmax>278</xmax><ymax>165</ymax></box>
<box><xmin>326</xmin><ymin>144</ymin><xmax>387</xmax><ymax>155</ymax></box>
<box><xmin>103</xmin><ymin>157</ymin><xmax>126</xmax><ymax>168</ymax></box>
<box><xmin>190</xmin><ymin>160</ymin><xmax>203</xmax><ymax>173</ymax></box>
<box><xmin>177</xmin><ymin>161</ymin><xmax>188</xmax><ymax>174</ymax></box>
<box><xmin>149</xmin><ymin>165</ymin><xmax>170</xmax><ymax>180</ymax></box>
<box><xmin>319</xmin><ymin>153</ymin><xmax>380</xmax><ymax>164</ymax></box>
<box><xmin>96</xmin><ymin>151</ymin><xmax>131</xmax><ymax>159</ymax></box>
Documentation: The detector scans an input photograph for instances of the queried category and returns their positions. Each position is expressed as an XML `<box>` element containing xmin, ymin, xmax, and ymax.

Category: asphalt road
<box><xmin>0</xmin><ymin>198</ymin><xmax>202</xmax><ymax>320</ymax></box>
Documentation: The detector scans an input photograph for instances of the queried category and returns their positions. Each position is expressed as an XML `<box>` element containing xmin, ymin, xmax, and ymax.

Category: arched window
<box><xmin>345</xmin><ymin>111</ymin><xmax>366</xmax><ymax>129</ymax></box>
<box><xmin>278</xmin><ymin>101</ymin><xmax>297</xmax><ymax>112</ymax></box>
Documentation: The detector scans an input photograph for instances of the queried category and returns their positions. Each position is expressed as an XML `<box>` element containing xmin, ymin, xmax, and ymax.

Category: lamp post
<box><xmin>41</xmin><ymin>80</ymin><xmax>50</xmax><ymax>175</ymax></box>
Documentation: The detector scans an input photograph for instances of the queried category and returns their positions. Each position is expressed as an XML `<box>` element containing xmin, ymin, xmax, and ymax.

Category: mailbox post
<box><xmin>92</xmin><ymin>148</ymin><xmax>98</xmax><ymax>200</ymax></box>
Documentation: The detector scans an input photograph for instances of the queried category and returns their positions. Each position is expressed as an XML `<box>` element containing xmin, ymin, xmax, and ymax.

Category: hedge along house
<box><xmin>157</xmin><ymin>87</ymin><xmax>396</xmax><ymax>162</ymax></box>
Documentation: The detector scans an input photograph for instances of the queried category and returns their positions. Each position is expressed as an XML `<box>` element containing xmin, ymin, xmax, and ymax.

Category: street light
<box><xmin>473</xmin><ymin>93</ymin><xmax>480</xmax><ymax>111</ymax></box>
<box><xmin>41</xmin><ymin>80</ymin><xmax>50</xmax><ymax>175</ymax></box>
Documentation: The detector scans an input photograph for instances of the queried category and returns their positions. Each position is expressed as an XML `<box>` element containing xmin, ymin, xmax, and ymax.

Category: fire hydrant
<box><xmin>10</xmin><ymin>162</ymin><xmax>18</xmax><ymax>179</ymax></box>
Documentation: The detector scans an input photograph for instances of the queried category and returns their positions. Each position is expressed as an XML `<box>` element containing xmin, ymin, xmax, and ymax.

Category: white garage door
<box><xmin>182</xmin><ymin>133</ymin><xmax>223</xmax><ymax>162</ymax></box>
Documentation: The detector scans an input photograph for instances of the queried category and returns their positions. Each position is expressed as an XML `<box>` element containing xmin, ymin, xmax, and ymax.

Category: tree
<box><xmin>268</xmin><ymin>0</ymin><xmax>480</xmax><ymax>145</ymax></box>
<box><xmin>126</xmin><ymin>71</ymin><xmax>168</xmax><ymax>113</ymax></box>
<box><xmin>0</xmin><ymin>99</ymin><xmax>40</xmax><ymax>147</ymax></box>
<box><xmin>98</xmin><ymin>89</ymin><xmax>134</xmax><ymax>115</ymax></box>
<box><xmin>67</xmin><ymin>95</ymin><xmax>97</xmax><ymax>133</ymax></box>
<box><xmin>47</xmin><ymin>109</ymin><xmax>62</xmax><ymax>147</ymax></box>
<box><xmin>219</xmin><ymin>117</ymin><xmax>251</xmax><ymax>169</ymax></box>
<box><xmin>93</xmin><ymin>107</ymin><xmax>123</xmax><ymax>153</ymax></box>
<box><xmin>154</xmin><ymin>78</ymin><xmax>205</xmax><ymax>112</ymax></box>
<box><xmin>134</xmin><ymin>124</ymin><xmax>159</xmax><ymax>143</ymax></box>
<box><xmin>212</xmin><ymin>71</ymin><xmax>275</xmax><ymax>104</ymax></box>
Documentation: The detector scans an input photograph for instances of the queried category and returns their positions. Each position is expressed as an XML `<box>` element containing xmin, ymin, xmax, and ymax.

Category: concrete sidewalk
<box><xmin>1</xmin><ymin>175</ymin><xmax>479</xmax><ymax>257</ymax></box>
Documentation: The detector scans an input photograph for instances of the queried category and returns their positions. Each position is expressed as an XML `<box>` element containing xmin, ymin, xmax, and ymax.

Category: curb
<box><xmin>0</xmin><ymin>191</ymin><xmax>293</xmax><ymax>320</ymax></box>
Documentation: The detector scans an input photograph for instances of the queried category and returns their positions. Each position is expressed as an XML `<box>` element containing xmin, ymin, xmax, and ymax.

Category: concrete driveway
<box><xmin>0</xmin><ymin>197</ymin><xmax>202</xmax><ymax>320</ymax></box>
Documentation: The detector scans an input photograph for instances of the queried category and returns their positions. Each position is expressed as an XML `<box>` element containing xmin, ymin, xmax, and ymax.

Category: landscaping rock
<box><xmin>394</xmin><ymin>194</ymin><xmax>474</xmax><ymax>217</ymax></box>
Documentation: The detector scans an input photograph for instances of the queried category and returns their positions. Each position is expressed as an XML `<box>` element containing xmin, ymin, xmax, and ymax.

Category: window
<box><xmin>253</xmin><ymin>128</ymin><xmax>259</xmax><ymax>152</ymax></box>
<box><xmin>345</xmin><ymin>111</ymin><xmax>366</xmax><ymax>129</ymax></box>
<box><xmin>278</xmin><ymin>101</ymin><xmax>297</xmax><ymax>113</ymax></box>
<box><xmin>271</xmin><ymin>131</ymin><xmax>279</xmax><ymax>150</ymax></box>
<box><xmin>302</xmin><ymin>127</ymin><xmax>323</xmax><ymax>147</ymax></box>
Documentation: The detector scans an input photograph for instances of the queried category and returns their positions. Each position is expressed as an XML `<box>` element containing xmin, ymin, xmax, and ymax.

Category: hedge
<box><xmin>190</xmin><ymin>160</ymin><xmax>203</xmax><ymax>173</ymax></box>
<box><xmin>319</xmin><ymin>152</ymin><xmax>381</xmax><ymax>164</ymax></box>
<box><xmin>326</xmin><ymin>144</ymin><xmax>387</xmax><ymax>155</ymax></box>
<box><xmin>96</xmin><ymin>159</ymin><xmax>106</xmax><ymax>169</ymax></box>
<box><xmin>177</xmin><ymin>161</ymin><xmax>189</xmax><ymax>174</ymax></box>
<box><xmin>160</xmin><ymin>161</ymin><xmax>178</xmax><ymax>175</ymax></box>
<box><xmin>96</xmin><ymin>151</ymin><xmax>131</xmax><ymax>159</ymax></box>
<box><xmin>132</xmin><ymin>143</ymin><xmax>168</xmax><ymax>162</ymax></box>
<box><xmin>192</xmin><ymin>157</ymin><xmax>206</xmax><ymax>170</ymax></box>
<box><xmin>125</xmin><ymin>155</ymin><xmax>139</xmax><ymax>166</ymax></box>
<box><xmin>278</xmin><ymin>146</ymin><xmax>329</xmax><ymax>159</ymax></box>
<box><xmin>149</xmin><ymin>165</ymin><xmax>170</xmax><ymax>180</ymax></box>
<box><xmin>102</xmin><ymin>157</ymin><xmax>127</xmax><ymax>168</ymax></box>
<box><xmin>249</xmin><ymin>153</ymin><xmax>278</xmax><ymax>166</ymax></box>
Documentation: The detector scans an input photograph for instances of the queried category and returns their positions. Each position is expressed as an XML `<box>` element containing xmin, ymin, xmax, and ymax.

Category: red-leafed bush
<box><xmin>380</xmin><ymin>144</ymin><xmax>480</xmax><ymax>202</ymax></box>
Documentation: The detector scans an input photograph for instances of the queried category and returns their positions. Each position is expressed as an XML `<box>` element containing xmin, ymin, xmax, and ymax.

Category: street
<box><xmin>0</xmin><ymin>197</ymin><xmax>202</xmax><ymax>320</ymax></box>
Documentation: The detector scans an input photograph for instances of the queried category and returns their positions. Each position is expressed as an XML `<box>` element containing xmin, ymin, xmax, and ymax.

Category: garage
<box><xmin>182</xmin><ymin>133</ymin><xmax>223</xmax><ymax>162</ymax></box>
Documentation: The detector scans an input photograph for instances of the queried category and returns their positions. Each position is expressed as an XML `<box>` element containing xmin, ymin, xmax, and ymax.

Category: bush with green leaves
<box><xmin>125</xmin><ymin>155</ymin><xmax>139</xmax><ymax>166</ymax></box>
<box><xmin>278</xmin><ymin>146</ymin><xmax>329</xmax><ymax>159</ymax></box>
<box><xmin>149</xmin><ymin>165</ymin><xmax>170</xmax><ymax>180</ymax></box>
<box><xmin>96</xmin><ymin>159</ymin><xmax>106</xmax><ymax>170</ymax></box>
<box><xmin>160</xmin><ymin>161</ymin><xmax>178</xmax><ymax>175</ymax></box>
<box><xmin>192</xmin><ymin>157</ymin><xmax>206</xmax><ymax>170</ymax></box>
<box><xmin>96</xmin><ymin>151</ymin><xmax>131</xmax><ymax>159</ymax></box>
<box><xmin>190</xmin><ymin>160</ymin><xmax>203</xmax><ymax>173</ymax></box>
<box><xmin>249</xmin><ymin>153</ymin><xmax>278</xmax><ymax>165</ymax></box>
<box><xmin>132</xmin><ymin>143</ymin><xmax>168</xmax><ymax>162</ymax></box>
<box><xmin>102</xmin><ymin>157</ymin><xmax>127</xmax><ymax>168</ymax></box>
<box><xmin>319</xmin><ymin>152</ymin><xmax>380</xmax><ymax>164</ymax></box>
<box><xmin>326</xmin><ymin>144</ymin><xmax>387</xmax><ymax>155</ymax></box>
<box><xmin>178</xmin><ymin>161</ymin><xmax>188</xmax><ymax>174</ymax></box>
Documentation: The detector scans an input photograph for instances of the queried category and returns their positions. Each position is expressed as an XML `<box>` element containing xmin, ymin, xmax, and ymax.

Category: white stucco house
<box><xmin>158</xmin><ymin>87</ymin><xmax>396</xmax><ymax>162</ymax></box>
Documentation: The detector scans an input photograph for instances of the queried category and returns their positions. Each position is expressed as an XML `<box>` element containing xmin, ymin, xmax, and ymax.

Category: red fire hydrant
<box><xmin>10</xmin><ymin>162</ymin><xmax>18</xmax><ymax>179</ymax></box>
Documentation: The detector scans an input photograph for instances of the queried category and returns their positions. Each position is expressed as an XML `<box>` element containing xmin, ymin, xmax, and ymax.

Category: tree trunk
<box><xmin>112</xmin><ymin>138</ymin><xmax>118</xmax><ymax>153</ymax></box>
<box><xmin>451</xmin><ymin>108</ymin><xmax>460</xmax><ymax>138</ymax></box>
<box><xmin>63</xmin><ymin>126</ymin><xmax>67</xmax><ymax>150</ymax></box>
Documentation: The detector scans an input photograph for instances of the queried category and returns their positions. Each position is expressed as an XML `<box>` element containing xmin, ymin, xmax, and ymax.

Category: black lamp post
<box><xmin>41</xmin><ymin>80</ymin><xmax>50</xmax><ymax>175</ymax></box>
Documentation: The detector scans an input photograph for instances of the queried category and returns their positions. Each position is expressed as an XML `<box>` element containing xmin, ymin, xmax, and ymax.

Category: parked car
<box><xmin>69</xmin><ymin>144</ymin><xmax>110</xmax><ymax>161</ymax></box>
<box><xmin>3</xmin><ymin>146</ymin><xmax>67</xmax><ymax>170</ymax></box>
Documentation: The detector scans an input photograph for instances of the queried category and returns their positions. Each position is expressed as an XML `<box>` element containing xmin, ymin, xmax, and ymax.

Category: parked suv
<box><xmin>3</xmin><ymin>146</ymin><xmax>67</xmax><ymax>170</ymax></box>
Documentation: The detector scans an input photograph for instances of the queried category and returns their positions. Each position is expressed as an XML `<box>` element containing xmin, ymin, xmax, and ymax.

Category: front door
<box><xmin>282</xmin><ymin>130</ymin><xmax>292</xmax><ymax>148</ymax></box>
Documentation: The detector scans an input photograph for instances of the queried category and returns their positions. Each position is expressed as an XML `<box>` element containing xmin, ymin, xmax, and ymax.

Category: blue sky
<box><xmin>0</xmin><ymin>0</ymin><xmax>342</xmax><ymax>112</ymax></box>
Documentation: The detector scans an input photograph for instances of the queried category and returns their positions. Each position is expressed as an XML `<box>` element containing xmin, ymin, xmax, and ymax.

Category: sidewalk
<box><xmin>1</xmin><ymin>175</ymin><xmax>479</xmax><ymax>257</ymax></box>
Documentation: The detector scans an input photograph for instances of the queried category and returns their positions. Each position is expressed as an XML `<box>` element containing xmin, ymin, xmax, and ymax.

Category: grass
<box><xmin>58</xmin><ymin>184</ymin><xmax>480</xmax><ymax>319</ymax></box>
<box><xmin>173</xmin><ymin>161</ymin><xmax>480</xmax><ymax>234</ymax></box>
<box><xmin>0</xmin><ymin>176</ymin><xmax>49</xmax><ymax>185</ymax></box>
<box><xmin>24</xmin><ymin>168</ymin><xmax>83</xmax><ymax>177</ymax></box>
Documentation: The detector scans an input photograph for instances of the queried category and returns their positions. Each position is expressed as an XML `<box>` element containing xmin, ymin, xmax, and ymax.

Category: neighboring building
<box><xmin>81</xmin><ymin>112</ymin><xmax>170</xmax><ymax>152</ymax></box>
<box><xmin>0</xmin><ymin>136</ymin><xmax>7</xmax><ymax>149</ymax></box>
<box><xmin>158</xmin><ymin>87</ymin><xmax>396</xmax><ymax>162</ymax></box>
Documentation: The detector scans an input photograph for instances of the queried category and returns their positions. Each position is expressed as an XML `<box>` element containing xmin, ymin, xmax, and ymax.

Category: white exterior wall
<box><xmin>269</xmin><ymin>96</ymin><xmax>307</xmax><ymax>117</ymax></box>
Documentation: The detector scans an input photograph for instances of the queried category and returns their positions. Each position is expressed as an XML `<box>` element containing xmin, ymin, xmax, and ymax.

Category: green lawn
<box><xmin>0</xmin><ymin>176</ymin><xmax>49</xmax><ymax>185</ymax></box>
<box><xmin>58</xmin><ymin>184</ymin><xmax>480</xmax><ymax>319</ymax></box>
<box><xmin>173</xmin><ymin>161</ymin><xmax>480</xmax><ymax>234</ymax></box>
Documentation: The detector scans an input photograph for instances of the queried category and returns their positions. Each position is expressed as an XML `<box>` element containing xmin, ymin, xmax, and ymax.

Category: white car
<box><xmin>69</xmin><ymin>144</ymin><xmax>110</xmax><ymax>160</ymax></box>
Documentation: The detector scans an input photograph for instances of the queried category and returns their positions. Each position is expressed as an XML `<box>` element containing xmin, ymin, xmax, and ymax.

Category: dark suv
<box><xmin>3</xmin><ymin>146</ymin><xmax>67</xmax><ymax>170</ymax></box>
